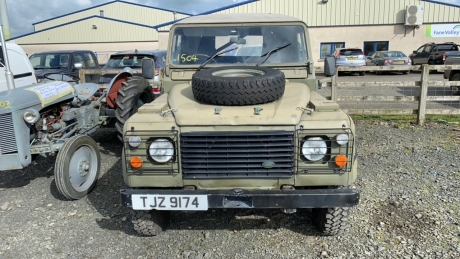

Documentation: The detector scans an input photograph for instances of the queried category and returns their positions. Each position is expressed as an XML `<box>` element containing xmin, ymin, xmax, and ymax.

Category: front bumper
<box><xmin>120</xmin><ymin>188</ymin><xmax>360</xmax><ymax>209</ymax></box>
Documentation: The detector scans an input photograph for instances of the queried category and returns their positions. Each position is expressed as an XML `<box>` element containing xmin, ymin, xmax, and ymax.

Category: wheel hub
<box><xmin>78</xmin><ymin>159</ymin><xmax>90</xmax><ymax>176</ymax></box>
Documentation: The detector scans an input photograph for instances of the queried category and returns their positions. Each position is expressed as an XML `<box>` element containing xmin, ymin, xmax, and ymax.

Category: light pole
<box><xmin>0</xmin><ymin>0</ymin><xmax>11</xmax><ymax>40</ymax></box>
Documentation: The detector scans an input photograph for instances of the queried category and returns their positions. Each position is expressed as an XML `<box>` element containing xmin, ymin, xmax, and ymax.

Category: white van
<box><xmin>0</xmin><ymin>42</ymin><xmax>37</xmax><ymax>92</ymax></box>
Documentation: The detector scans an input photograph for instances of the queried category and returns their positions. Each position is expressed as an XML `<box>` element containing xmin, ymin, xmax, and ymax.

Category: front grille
<box><xmin>0</xmin><ymin>113</ymin><xmax>18</xmax><ymax>154</ymax></box>
<box><xmin>180</xmin><ymin>131</ymin><xmax>295</xmax><ymax>179</ymax></box>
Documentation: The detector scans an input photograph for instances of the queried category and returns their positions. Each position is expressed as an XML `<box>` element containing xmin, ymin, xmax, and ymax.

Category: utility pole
<box><xmin>0</xmin><ymin>0</ymin><xmax>11</xmax><ymax>39</ymax></box>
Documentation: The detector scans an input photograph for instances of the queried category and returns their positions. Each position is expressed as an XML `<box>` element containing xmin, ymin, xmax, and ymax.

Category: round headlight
<box><xmin>302</xmin><ymin>137</ymin><xmax>327</xmax><ymax>161</ymax></box>
<box><xmin>128</xmin><ymin>136</ymin><xmax>141</xmax><ymax>148</ymax></box>
<box><xmin>336</xmin><ymin>134</ymin><xmax>349</xmax><ymax>145</ymax></box>
<box><xmin>23</xmin><ymin>109</ymin><xmax>40</xmax><ymax>124</ymax></box>
<box><xmin>149</xmin><ymin>139</ymin><xmax>174</xmax><ymax>163</ymax></box>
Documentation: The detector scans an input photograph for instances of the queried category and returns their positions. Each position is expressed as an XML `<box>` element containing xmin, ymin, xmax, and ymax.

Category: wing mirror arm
<box><xmin>306</xmin><ymin>61</ymin><xmax>312</xmax><ymax>74</ymax></box>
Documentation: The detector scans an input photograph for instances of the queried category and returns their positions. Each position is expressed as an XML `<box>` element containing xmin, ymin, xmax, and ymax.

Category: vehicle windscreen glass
<box><xmin>103</xmin><ymin>54</ymin><xmax>156</xmax><ymax>68</ymax></box>
<box><xmin>170</xmin><ymin>25</ymin><xmax>308</xmax><ymax>65</ymax></box>
<box><xmin>340</xmin><ymin>49</ymin><xmax>363</xmax><ymax>56</ymax></box>
<box><xmin>29</xmin><ymin>53</ymin><xmax>71</xmax><ymax>69</ymax></box>
<box><xmin>383</xmin><ymin>52</ymin><xmax>406</xmax><ymax>58</ymax></box>
<box><xmin>437</xmin><ymin>44</ymin><xmax>458</xmax><ymax>51</ymax></box>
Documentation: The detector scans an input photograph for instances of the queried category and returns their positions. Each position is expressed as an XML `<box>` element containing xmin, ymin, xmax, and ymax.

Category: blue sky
<box><xmin>4</xmin><ymin>0</ymin><xmax>247</xmax><ymax>37</ymax></box>
<box><xmin>423</xmin><ymin>0</ymin><xmax>460</xmax><ymax>6</ymax></box>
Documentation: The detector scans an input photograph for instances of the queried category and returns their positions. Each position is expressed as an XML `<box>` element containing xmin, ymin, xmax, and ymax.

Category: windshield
<box><xmin>29</xmin><ymin>53</ymin><xmax>70</xmax><ymax>69</ymax></box>
<box><xmin>104</xmin><ymin>54</ymin><xmax>158</xmax><ymax>68</ymax></box>
<box><xmin>170</xmin><ymin>25</ymin><xmax>308</xmax><ymax>66</ymax></box>
<box><xmin>382</xmin><ymin>52</ymin><xmax>406</xmax><ymax>58</ymax></box>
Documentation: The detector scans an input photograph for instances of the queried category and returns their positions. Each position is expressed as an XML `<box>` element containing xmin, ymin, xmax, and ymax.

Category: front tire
<box><xmin>54</xmin><ymin>135</ymin><xmax>101</xmax><ymax>200</ymax></box>
<box><xmin>428</xmin><ymin>60</ymin><xmax>435</xmax><ymax>74</ymax></box>
<box><xmin>451</xmin><ymin>73</ymin><xmax>460</xmax><ymax>95</ymax></box>
<box><xmin>312</xmin><ymin>207</ymin><xmax>350</xmax><ymax>236</ymax></box>
<box><xmin>115</xmin><ymin>77</ymin><xmax>155</xmax><ymax>141</ymax></box>
<box><xmin>130</xmin><ymin>210</ymin><xmax>171</xmax><ymax>236</ymax></box>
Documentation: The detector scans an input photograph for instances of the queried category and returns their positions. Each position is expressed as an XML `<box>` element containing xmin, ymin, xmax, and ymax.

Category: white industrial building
<box><xmin>9</xmin><ymin>0</ymin><xmax>460</xmax><ymax>63</ymax></box>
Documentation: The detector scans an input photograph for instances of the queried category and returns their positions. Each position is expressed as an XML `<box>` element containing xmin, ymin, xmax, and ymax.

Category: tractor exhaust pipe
<box><xmin>0</xmin><ymin>24</ymin><xmax>15</xmax><ymax>90</ymax></box>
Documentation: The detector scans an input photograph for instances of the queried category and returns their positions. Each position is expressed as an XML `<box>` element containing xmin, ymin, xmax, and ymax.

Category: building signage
<box><xmin>426</xmin><ymin>24</ymin><xmax>460</xmax><ymax>37</ymax></box>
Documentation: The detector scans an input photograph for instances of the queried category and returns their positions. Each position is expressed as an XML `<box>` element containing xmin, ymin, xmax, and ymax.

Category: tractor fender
<box><xmin>105</xmin><ymin>68</ymin><xmax>133</xmax><ymax>109</ymax></box>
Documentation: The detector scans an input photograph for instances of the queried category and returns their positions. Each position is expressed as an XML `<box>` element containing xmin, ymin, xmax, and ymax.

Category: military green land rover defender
<box><xmin>119</xmin><ymin>13</ymin><xmax>360</xmax><ymax>236</ymax></box>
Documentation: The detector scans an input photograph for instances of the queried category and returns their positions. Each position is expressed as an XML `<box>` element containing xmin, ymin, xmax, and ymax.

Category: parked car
<box><xmin>333</xmin><ymin>47</ymin><xmax>366</xmax><ymax>76</ymax></box>
<box><xmin>1</xmin><ymin>42</ymin><xmax>37</xmax><ymax>92</ymax></box>
<box><xmin>365</xmin><ymin>51</ymin><xmax>411</xmax><ymax>74</ymax></box>
<box><xmin>29</xmin><ymin>50</ymin><xmax>99</xmax><ymax>82</ymax></box>
<box><xmin>365</xmin><ymin>52</ymin><xmax>374</xmax><ymax>59</ymax></box>
<box><xmin>443</xmin><ymin>56</ymin><xmax>460</xmax><ymax>94</ymax></box>
<box><xmin>99</xmin><ymin>49</ymin><xmax>166</xmax><ymax>97</ymax></box>
<box><xmin>409</xmin><ymin>42</ymin><xmax>460</xmax><ymax>65</ymax></box>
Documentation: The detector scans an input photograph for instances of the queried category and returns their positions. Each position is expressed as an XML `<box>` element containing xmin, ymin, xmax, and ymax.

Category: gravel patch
<box><xmin>1</xmin><ymin>123</ymin><xmax>460</xmax><ymax>259</ymax></box>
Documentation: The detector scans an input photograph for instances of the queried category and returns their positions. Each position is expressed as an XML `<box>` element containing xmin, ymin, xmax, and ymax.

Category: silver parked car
<box><xmin>366</xmin><ymin>51</ymin><xmax>411</xmax><ymax>74</ymax></box>
<box><xmin>333</xmin><ymin>48</ymin><xmax>366</xmax><ymax>76</ymax></box>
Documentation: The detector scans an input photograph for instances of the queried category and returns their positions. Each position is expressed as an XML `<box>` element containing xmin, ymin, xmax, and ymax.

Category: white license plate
<box><xmin>132</xmin><ymin>195</ymin><xmax>208</xmax><ymax>210</ymax></box>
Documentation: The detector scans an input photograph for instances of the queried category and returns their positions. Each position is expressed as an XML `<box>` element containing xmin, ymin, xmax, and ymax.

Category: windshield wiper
<box><xmin>198</xmin><ymin>47</ymin><xmax>238</xmax><ymax>71</ymax></box>
<box><xmin>256</xmin><ymin>42</ymin><xmax>291</xmax><ymax>66</ymax></box>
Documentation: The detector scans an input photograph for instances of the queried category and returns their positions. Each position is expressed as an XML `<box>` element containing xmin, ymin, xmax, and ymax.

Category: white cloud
<box><xmin>76</xmin><ymin>0</ymin><xmax>92</xmax><ymax>6</ymax></box>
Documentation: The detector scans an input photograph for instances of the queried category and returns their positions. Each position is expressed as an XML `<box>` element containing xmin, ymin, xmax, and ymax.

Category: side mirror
<box><xmin>324</xmin><ymin>55</ymin><xmax>336</xmax><ymax>77</ymax></box>
<box><xmin>74</xmin><ymin>62</ymin><xmax>83</xmax><ymax>69</ymax></box>
<box><xmin>412</xmin><ymin>50</ymin><xmax>417</xmax><ymax>54</ymax></box>
<box><xmin>141</xmin><ymin>58</ymin><xmax>155</xmax><ymax>79</ymax></box>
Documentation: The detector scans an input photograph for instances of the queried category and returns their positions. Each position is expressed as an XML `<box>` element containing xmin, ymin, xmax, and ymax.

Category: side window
<box><xmin>423</xmin><ymin>45</ymin><xmax>432</xmax><ymax>53</ymax></box>
<box><xmin>84</xmin><ymin>53</ymin><xmax>97</xmax><ymax>68</ymax></box>
<box><xmin>416</xmin><ymin>46</ymin><xmax>425</xmax><ymax>53</ymax></box>
<box><xmin>73</xmin><ymin>54</ymin><xmax>86</xmax><ymax>68</ymax></box>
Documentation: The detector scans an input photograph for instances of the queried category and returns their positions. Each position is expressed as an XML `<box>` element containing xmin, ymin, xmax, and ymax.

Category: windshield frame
<box><xmin>168</xmin><ymin>22</ymin><xmax>311</xmax><ymax>68</ymax></box>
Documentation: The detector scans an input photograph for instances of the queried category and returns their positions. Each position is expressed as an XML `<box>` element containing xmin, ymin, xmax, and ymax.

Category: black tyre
<box><xmin>130</xmin><ymin>210</ymin><xmax>171</xmax><ymax>236</ymax></box>
<box><xmin>311</xmin><ymin>186</ymin><xmax>352</xmax><ymax>235</ymax></box>
<box><xmin>191</xmin><ymin>66</ymin><xmax>285</xmax><ymax>106</ymax></box>
<box><xmin>312</xmin><ymin>207</ymin><xmax>350</xmax><ymax>236</ymax></box>
<box><xmin>451</xmin><ymin>73</ymin><xmax>460</xmax><ymax>95</ymax></box>
<box><xmin>428</xmin><ymin>60</ymin><xmax>436</xmax><ymax>74</ymax></box>
<box><xmin>115</xmin><ymin>77</ymin><xmax>155</xmax><ymax>140</ymax></box>
<box><xmin>54</xmin><ymin>135</ymin><xmax>101</xmax><ymax>200</ymax></box>
<box><xmin>359</xmin><ymin>71</ymin><xmax>365</xmax><ymax>76</ymax></box>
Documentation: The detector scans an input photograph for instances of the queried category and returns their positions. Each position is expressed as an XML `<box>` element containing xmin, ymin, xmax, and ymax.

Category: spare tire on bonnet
<box><xmin>191</xmin><ymin>66</ymin><xmax>285</xmax><ymax>106</ymax></box>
